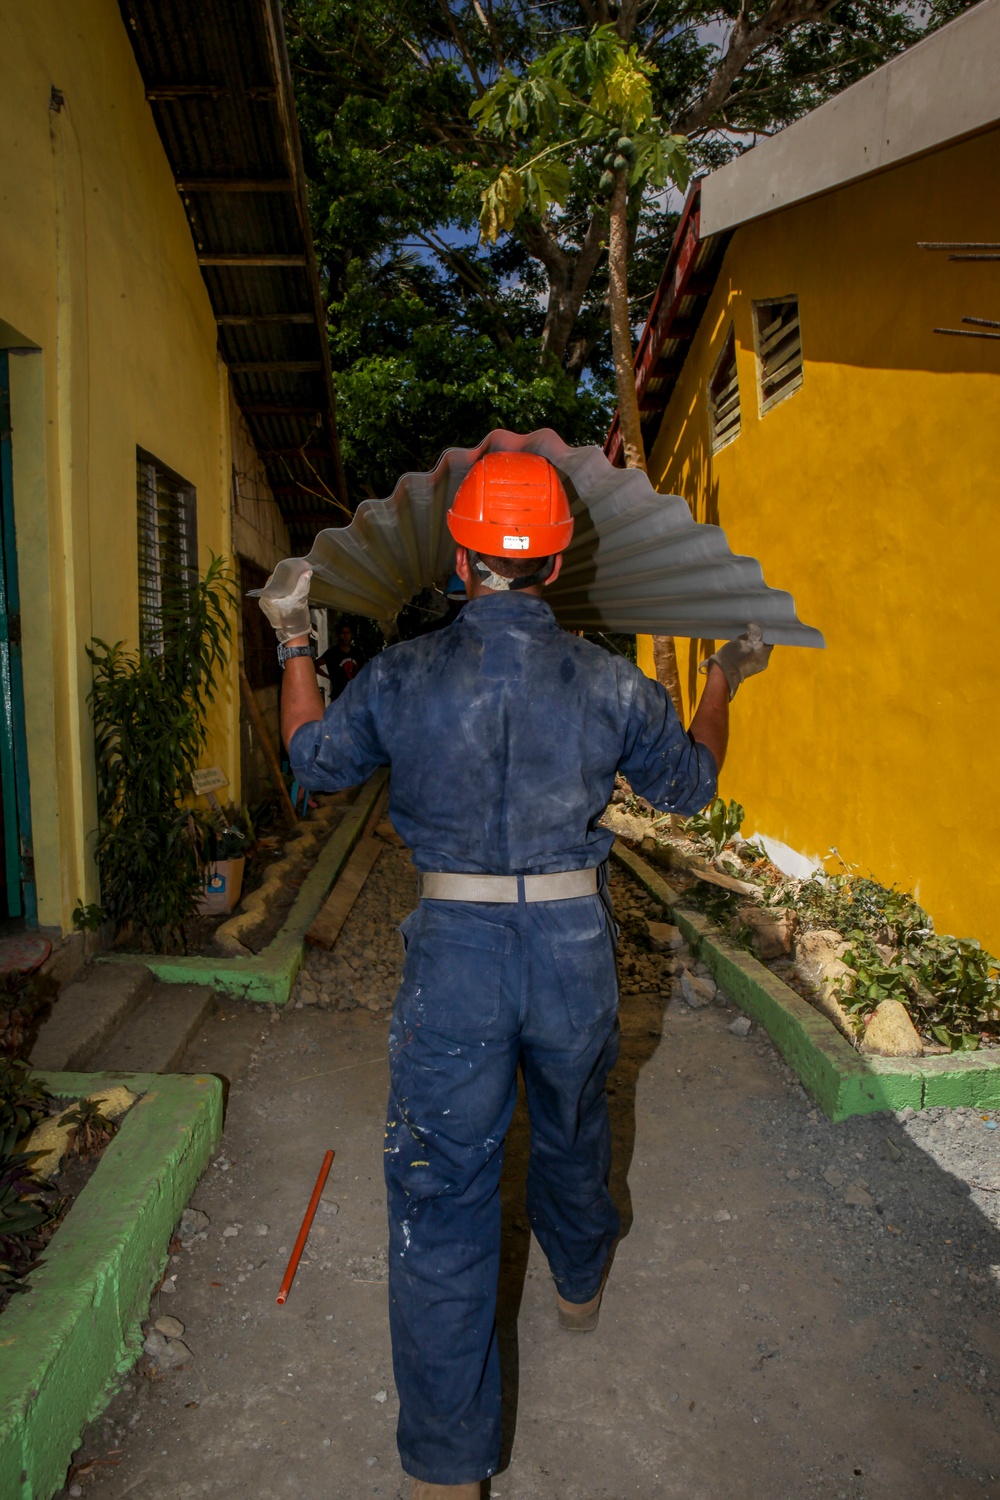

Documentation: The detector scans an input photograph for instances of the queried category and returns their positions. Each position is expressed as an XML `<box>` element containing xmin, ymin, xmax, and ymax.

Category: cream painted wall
<box><xmin>647</xmin><ymin>127</ymin><xmax>1000</xmax><ymax>953</ymax></box>
<box><xmin>0</xmin><ymin>0</ymin><xmax>245</xmax><ymax>932</ymax></box>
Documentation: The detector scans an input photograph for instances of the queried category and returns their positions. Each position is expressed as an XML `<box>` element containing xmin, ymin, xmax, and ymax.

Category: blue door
<box><xmin>0</xmin><ymin>352</ymin><xmax>37</xmax><ymax>926</ymax></box>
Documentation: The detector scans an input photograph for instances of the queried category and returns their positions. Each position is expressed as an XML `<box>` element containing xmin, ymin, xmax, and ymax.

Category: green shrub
<box><xmin>86</xmin><ymin>556</ymin><xmax>235</xmax><ymax>952</ymax></box>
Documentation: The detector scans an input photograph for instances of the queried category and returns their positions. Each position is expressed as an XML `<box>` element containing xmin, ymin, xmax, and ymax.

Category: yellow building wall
<box><xmin>648</xmin><ymin>126</ymin><xmax>1000</xmax><ymax>952</ymax></box>
<box><xmin>0</xmin><ymin>0</ymin><xmax>244</xmax><ymax>934</ymax></box>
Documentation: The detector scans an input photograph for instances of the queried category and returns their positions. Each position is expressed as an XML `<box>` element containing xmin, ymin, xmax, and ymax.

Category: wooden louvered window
<box><xmin>709</xmin><ymin>326</ymin><xmax>741</xmax><ymax>453</ymax></box>
<box><xmin>136</xmin><ymin>450</ymin><xmax>198</xmax><ymax>657</ymax></box>
<box><xmin>753</xmin><ymin>296</ymin><xmax>803</xmax><ymax>414</ymax></box>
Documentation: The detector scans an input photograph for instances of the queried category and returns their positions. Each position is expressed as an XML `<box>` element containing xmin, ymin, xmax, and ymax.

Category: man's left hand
<box><xmin>258</xmin><ymin>568</ymin><xmax>313</xmax><ymax>644</ymax></box>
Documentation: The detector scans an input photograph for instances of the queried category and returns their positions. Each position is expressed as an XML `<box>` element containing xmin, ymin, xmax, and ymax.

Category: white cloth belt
<box><xmin>418</xmin><ymin>868</ymin><xmax>599</xmax><ymax>904</ymax></box>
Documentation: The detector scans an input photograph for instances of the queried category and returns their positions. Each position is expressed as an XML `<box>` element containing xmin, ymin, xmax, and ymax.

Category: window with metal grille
<box><xmin>753</xmin><ymin>296</ymin><xmax>803</xmax><ymax>414</ymax></box>
<box><xmin>708</xmin><ymin>325</ymin><xmax>741</xmax><ymax>453</ymax></box>
<box><xmin>136</xmin><ymin>450</ymin><xmax>198</xmax><ymax>656</ymax></box>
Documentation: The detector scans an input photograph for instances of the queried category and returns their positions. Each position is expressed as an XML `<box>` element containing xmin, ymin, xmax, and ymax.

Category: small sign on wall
<box><xmin>191</xmin><ymin>767</ymin><xmax>228</xmax><ymax>795</ymax></box>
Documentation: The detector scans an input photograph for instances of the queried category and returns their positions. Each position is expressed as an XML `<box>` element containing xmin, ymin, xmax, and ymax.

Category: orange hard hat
<box><xmin>447</xmin><ymin>452</ymin><xmax>573</xmax><ymax>557</ymax></box>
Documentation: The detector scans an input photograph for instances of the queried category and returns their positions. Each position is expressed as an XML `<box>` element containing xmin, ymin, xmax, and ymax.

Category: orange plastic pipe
<box><xmin>276</xmin><ymin>1149</ymin><xmax>335</xmax><ymax>1305</ymax></box>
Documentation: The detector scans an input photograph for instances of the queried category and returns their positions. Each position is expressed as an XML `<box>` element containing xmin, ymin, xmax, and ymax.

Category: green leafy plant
<box><xmin>58</xmin><ymin>1098</ymin><xmax>117</xmax><ymax>1161</ymax></box>
<box><xmin>71</xmin><ymin>899</ymin><xmax>105</xmax><ymax>934</ymax></box>
<box><xmin>0</xmin><ymin>1061</ymin><xmax>52</xmax><ymax>1138</ymax></box>
<box><xmin>0</xmin><ymin>1126</ymin><xmax>61</xmax><ymax>1307</ymax></box>
<box><xmin>788</xmin><ymin>865</ymin><xmax>1000</xmax><ymax>1046</ymax></box>
<box><xmin>86</xmin><ymin>555</ymin><xmax>236</xmax><ymax>952</ymax></box>
<box><xmin>471</xmin><ymin>23</ymin><xmax>689</xmax><ymax>475</ymax></box>
<box><xmin>683</xmin><ymin>797</ymin><xmax>745</xmax><ymax>856</ymax></box>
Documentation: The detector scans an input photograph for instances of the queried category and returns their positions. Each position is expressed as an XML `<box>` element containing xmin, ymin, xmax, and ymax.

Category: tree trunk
<box><xmin>607</xmin><ymin>170</ymin><xmax>646</xmax><ymax>474</ymax></box>
<box><xmin>607</xmin><ymin>169</ymin><xmax>684</xmax><ymax>718</ymax></box>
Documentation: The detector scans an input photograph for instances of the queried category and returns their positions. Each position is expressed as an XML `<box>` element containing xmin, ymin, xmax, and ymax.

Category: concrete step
<box><xmin>91</xmin><ymin>983</ymin><xmax>217</xmax><ymax>1075</ymax></box>
<box><xmin>31</xmin><ymin>963</ymin><xmax>154</xmax><ymax>1071</ymax></box>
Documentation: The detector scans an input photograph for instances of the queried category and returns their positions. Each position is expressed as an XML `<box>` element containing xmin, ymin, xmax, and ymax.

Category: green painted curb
<box><xmin>612</xmin><ymin>843</ymin><xmax>1000</xmax><ymax>1121</ymax></box>
<box><xmin>0</xmin><ymin>1070</ymin><xmax>223</xmax><ymax>1500</ymax></box>
<box><xmin>99</xmin><ymin>768</ymin><xmax>389</xmax><ymax>1005</ymax></box>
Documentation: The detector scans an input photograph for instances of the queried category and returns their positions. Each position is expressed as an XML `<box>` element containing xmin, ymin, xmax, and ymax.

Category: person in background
<box><xmin>317</xmin><ymin>618</ymin><xmax>366</xmax><ymax>701</ymax></box>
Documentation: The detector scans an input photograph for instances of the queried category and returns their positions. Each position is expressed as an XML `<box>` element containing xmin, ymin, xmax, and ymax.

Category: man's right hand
<box><xmin>698</xmin><ymin>623</ymin><xmax>773</xmax><ymax>700</ymax></box>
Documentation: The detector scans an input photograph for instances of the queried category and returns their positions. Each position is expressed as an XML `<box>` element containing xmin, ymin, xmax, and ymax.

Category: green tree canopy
<box><xmin>286</xmin><ymin>0</ymin><xmax>974</xmax><ymax>497</ymax></box>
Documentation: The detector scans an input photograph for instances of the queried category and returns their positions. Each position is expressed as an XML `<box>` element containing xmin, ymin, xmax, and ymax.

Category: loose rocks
<box><xmin>154</xmin><ymin>1315</ymin><xmax>184</xmax><ymax>1338</ymax></box>
<box><xmin>646</xmin><ymin>919</ymin><xmax>684</xmax><ymax>953</ymax></box>
<box><xmin>680</xmin><ymin>970</ymin><xmax>716</xmax><ymax>1009</ymax></box>
<box><xmin>178</xmin><ymin>1208</ymin><xmax>209</xmax><ymax>1238</ymax></box>
<box><xmin>738</xmin><ymin>905</ymin><xmax>796</xmax><ymax>959</ymax></box>
<box><xmin>793</xmin><ymin>929</ymin><xmax>856</xmax><ymax>1040</ymax></box>
<box><xmin>728</xmin><ymin>1015</ymin><xmax>752</xmax><ymax>1038</ymax></box>
<box><xmin>292</xmin><ymin>843</ymin><xmax>418</xmax><ymax>1012</ymax></box>
<box><xmin>860</xmin><ymin>998</ymin><xmax>923</xmax><ymax>1057</ymax></box>
<box><xmin>142</xmin><ymin>1331</ymin><xmax>193</xmax><ymax>1370</ymax></box>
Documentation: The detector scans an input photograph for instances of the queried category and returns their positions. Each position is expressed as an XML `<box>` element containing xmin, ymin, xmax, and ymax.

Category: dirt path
<box><xmin>67</xmin><ymin>853</ymin><xmax>1000</xmax><ymax>1499</ymax></box>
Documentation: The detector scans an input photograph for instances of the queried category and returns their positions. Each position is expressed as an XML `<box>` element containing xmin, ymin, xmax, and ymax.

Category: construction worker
<box><xmin>260</xmin><ymin>452</ymin><xmax>771</xmax><ymax>1499</ymax></box>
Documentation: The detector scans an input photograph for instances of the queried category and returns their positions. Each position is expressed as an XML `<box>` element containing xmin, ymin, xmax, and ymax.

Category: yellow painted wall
<box><xmin>0</xmin><ymin>0</ymin><xmax>247</xmax><ymax>933</ymax></box>
<box><xmin>648</xmin><ymin>126</ymin><xmax>1000</xmax><ymax>952</ymax></box>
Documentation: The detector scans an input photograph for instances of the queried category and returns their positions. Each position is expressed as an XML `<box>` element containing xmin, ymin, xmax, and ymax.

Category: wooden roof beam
<box><xmin>146</xmin><ymin>84</ymin><xmax>227</xmax><ymax>99</ymax></box>
<box><xmin>216</xmin><ymin>313</ymin><xmax>314</xmax><ymax>324</ymax></box>
<box><xmin>230</xmin><ymin>360</ymin><xmax>322</xmax><ymax>373</ymax></box>
<box><xmin>241</xmin><ymin>403</ymin><xmax>324</xmax><ymax>415</ymax></box>
<box><xmin>198</xmin><ymin>253</ymin><xmax>307</xmax><ymax>266</ymax></box>
<box><xmin>177</xmin><ymin>177</ymin><xmax>295</xmax><ymax>192</ymax></box>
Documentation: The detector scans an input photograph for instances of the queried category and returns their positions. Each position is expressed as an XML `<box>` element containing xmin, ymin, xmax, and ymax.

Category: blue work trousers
<box><xmin>384</xmin><ymin>885</ymin><xmax>621</xmax><ymax>1485</ymax></box>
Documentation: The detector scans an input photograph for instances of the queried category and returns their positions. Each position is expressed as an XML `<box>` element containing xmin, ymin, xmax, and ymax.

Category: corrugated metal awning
<box><xmin>118</xmin><ymin>0</ymin><xmax>348</xmax><ymax>541</ymax></box>
<box><xmin>255</xmin><ymin>429</ymin><xmax>824</xmax><ymax>647</ymax></box>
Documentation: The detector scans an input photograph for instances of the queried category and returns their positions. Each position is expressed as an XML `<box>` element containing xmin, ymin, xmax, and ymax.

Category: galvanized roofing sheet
<box><xmin>256</xmin><ymin>429</ymin><xmax>824</xmax><ymax>646</ymax></box>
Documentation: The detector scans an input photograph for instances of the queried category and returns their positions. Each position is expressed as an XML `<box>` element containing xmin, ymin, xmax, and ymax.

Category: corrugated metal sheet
<box><xmin>255</xmin><ymin>429</ymin><xmax>824</xmax><ymax>646</ymax></box>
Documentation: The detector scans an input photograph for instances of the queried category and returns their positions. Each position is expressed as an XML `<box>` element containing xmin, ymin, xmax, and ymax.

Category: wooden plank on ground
<box><xmin>306</xmin><ymin>836</ymin><xmax>383</xmax><ymax>949</ymax></box>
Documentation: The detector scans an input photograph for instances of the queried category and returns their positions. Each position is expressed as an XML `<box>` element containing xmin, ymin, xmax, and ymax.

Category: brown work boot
<box><xmin>412</xmin><ymin>1483</ymin><xmax>481</xmax><ymax>1498</ymax></box>
<box><xmin>556</xmin><ymin>1285</ymin><xmax>603</xmax><ymax>1331</ymax></box>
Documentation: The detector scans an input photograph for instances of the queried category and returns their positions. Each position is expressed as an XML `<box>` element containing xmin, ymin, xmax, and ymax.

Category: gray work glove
<box><xmin>257</xmin><ymin>568</ymin><xmax>314</xmax><ymax>644</ymax></box>
<box><xmin>699</xmin><ymin>623</ymin><xmax>773</xmax><ymax>700</ymax></box>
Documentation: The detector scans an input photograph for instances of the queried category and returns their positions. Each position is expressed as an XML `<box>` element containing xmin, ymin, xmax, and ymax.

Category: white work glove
<box><xmin>699</xmin><ymin>623</ymin><xmax>773</xmax><ymax>700</ymax></box>
<box><xmin>257</xmin><ymin>568</ymin><xmax>314</xmax><ymax>645</ymax></box>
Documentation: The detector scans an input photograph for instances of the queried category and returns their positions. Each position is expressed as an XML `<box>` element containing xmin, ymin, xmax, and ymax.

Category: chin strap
<box><xmin>469</xmin><ymin>552</ymin><xmax>554</xmax><ymax>593</ymax></box>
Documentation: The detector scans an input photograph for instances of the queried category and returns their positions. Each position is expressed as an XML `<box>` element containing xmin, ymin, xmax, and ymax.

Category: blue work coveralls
<box><xmin>289</xmin><ymin>592</ymin><xmax>717</xmax><ymax>1485</ymax></box>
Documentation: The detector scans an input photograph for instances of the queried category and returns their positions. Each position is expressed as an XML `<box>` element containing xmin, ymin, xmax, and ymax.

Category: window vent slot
<box><xmin>136</xmin><ymin>450</ymin><xmax>198</xmax><ymax>657</ymax></box>
<box><xmin>709</xmin><ymin>326</ymin><xmax>741</xmax><ymax>453</ymax></box>
<box><xmin>753</xmin><ymin>296</ymin><xmax>803</xmax><ymax>413</ymax></box>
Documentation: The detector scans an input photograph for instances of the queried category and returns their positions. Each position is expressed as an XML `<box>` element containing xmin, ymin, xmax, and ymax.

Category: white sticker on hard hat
<box><xmin>503</xmin><ymin>535</ymin><xmax>530</xmax><ymax>550</ymax></box>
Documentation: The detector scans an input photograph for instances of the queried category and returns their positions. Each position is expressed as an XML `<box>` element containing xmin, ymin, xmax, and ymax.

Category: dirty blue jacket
<box><xmin>289</xmin><ymin>592</ymin><xmax>717</xmax><ymax>875</ymax></box>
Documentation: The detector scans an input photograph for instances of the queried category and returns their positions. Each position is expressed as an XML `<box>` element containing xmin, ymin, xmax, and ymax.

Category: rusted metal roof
<box><xmin>605</xmin><ymin>186</ymin><xmax>728</xmax><ymax>468</ymax></box>
<box><xmin>118</xmin><ymin>0</ymin><xmax>347</xmax><ymax>545</ymax></box>
<box><xmin>255</xmin><ymin>429</ymin><xmax>824</xmax><ymax>647</ymax></box>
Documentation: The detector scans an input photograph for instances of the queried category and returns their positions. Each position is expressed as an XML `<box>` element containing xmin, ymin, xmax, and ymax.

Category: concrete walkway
<box><xmin>67</xmin><ymin>858</ymin><xmax>1000</xmax><ymax>1499</ymax></box>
